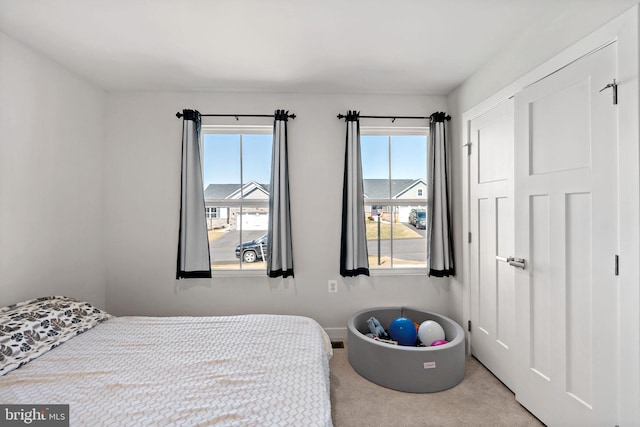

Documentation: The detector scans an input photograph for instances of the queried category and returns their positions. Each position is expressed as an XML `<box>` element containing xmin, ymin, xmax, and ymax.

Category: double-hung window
<box><xmin>360</xmin><ymin>127</ymin><xmax>428</xmax><ymax>271</ymax></box>
<box><xmin>202</xmin><ymin>126</ymin><xmax>272</xmax><ymax>272</ymax></box>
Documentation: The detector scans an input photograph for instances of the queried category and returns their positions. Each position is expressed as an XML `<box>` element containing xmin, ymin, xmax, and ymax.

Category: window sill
<box><xmin>210</xmin><ymin>269</ymin><xmax>268</xmax><ymax>278</ymax></box>
<box><xmin>368</xmin><ymin>268</ymin><xmax>428</xmax><ymax>277</ymax></box>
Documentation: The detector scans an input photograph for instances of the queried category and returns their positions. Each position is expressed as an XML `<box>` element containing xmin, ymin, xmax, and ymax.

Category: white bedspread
<box><xmin>0</xmin><ymin>315</ymin><xmax>333</xmax><ymax>427</ymax></box>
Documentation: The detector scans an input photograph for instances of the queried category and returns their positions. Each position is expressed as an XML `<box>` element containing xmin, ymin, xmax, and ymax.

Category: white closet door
<box><xmin>513</xmin><ymin>42</ymin><xmax>619</xmax><ymax>426</ymax></box>
<box><xmin>468</xmin><ymin>99</ymin><xmax>516</xmax><ymax>391</ymax></box>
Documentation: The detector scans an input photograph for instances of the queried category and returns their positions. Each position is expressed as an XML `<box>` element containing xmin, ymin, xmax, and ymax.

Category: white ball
<box><xmin>418</xmin><ymin>320</ymin><xmax>445</xmax><ymax>346</ymax></box>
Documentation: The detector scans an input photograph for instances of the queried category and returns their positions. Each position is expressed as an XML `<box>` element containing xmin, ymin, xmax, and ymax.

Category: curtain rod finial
<box><xmin>176</xmin><ymin>112</ymin><xmax>183</xmax><ymax>119</ymax></box>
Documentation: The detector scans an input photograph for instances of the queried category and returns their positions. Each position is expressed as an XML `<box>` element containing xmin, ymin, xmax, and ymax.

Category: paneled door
<box><xmin>468</xmin><ymin>99</ymin><xmax>516</xmax><ymax>391</ymax></box>
<box><xmin>513</xmin><ymin>42</ymin><xmax>619</xmax><ymax>426</ymax></box>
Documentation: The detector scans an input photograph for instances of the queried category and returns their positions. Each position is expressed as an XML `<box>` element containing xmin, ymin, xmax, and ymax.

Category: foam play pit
<box><xmin>347</xmin><ymin>307</ymin><xmax>465</xmax><ymax>393</ymax></box>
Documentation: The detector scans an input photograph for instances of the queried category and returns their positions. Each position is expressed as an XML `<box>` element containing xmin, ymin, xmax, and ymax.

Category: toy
<box><xmin>365</xmin><ymin>332</ymin><xmax>398</xmax><ymax>345</ymax></box>
<box><xmin>388</xmin><ymin>317</ymin><xmax>418</xmax><ymax>346</ymax></box>
<box><xmin>375</xmin><ymin>337</ymin><xmax>398</xmax><ymax>345</ymax></box>
<box><xmin>431</xmin><ymin>340</ymin><xmax>448</xmax><ymax>346</ymax></box>
<box><xmin>418</xmin><ymin>320</ymin><xmax>445</xmax><ymax>346</ymax></box>
<box><xmin>367</xmin><ymin>316</ymin><xmax>389</xmax><ymax>339</ymax></box>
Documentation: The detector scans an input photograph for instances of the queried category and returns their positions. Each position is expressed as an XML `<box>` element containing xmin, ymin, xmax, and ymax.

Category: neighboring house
<box><xmin>362</xmin><ymin>179</ymin><xmax>427</xmax><ymax>222</ymax></box>
<box><xmin>204</xmin><ymin>179</ymin><xmax>426</xmax><ymax>229</ymax></box>
<box><xmin>204</xmin><ymin>181</ymin><xmax>270</xmax><ymax>230</ymax></box>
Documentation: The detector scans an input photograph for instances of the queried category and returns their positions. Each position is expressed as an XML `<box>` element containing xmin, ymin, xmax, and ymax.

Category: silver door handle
<box><xmin>496</xmin><ymin>255</ymin><xmax>526</xmax><ymax>270</ymax></box>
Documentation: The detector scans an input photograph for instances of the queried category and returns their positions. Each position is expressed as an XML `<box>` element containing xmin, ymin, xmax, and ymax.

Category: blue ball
<box><xmin>388</xmin><ymin>317</ymin><xmax>418</xmax><ymax>346</ymax></box>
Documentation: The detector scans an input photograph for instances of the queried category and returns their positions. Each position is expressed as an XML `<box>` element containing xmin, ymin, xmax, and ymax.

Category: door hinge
<box><xmin>615</xmin><ymin>255</ymin><xmax>619</xmax><ymax>276</ymax></box>
<box><xmin>463</xmin><ymin>142</ymin><xmax>471</xmax><ymax>155</ymax></box>
<box><xmin>468</xmin><ymin>320</ymin><xmax>472</xmax><ymax>332</ymax></box>
<box><xmin>468</xmin><ymin>232</ymin><xmax>472</xmax><ymax>243</ymax></box>
<box><xmin>599</xmin><ymin>79</ymin><xmax>618</xmax><ymax>105</ymax></box>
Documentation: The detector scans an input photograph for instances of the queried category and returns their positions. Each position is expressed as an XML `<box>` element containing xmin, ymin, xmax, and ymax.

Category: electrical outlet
<box><xmin>328</xmin><ymin>280</ymin><xmax>338</xmax><ymax>293</ymax></box>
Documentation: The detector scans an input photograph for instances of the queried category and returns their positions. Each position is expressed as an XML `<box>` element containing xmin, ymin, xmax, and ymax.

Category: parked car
<box><xmin>409</xmin><ymin>209</ymin><xmax>426</xmax><ymax>229</ymax></box>
<box><xmin>235</xmin><ymin>234</ymin><xmax>268</xmax><ymax>263</ymax></box>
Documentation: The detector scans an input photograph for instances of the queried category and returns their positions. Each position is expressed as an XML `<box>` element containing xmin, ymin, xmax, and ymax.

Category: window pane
<box><xmin>366</xmin><ymin>205</ymin><xmax>392</xmax><ymax>269</ymax></box>
<box><xmin>393</xmin><ymin>205</ymin><xmax>427</xmax><ymax>268</ymax></box>
<box><xmin>365</xmin><ymin>204</ymin><xmax>427</xmax><ymax>269</ymax></box>
<box><xmin>242</xmin><ymin>134</ymin><xmax>272</xmax><ymax>189</ymax></box>
<box><xmin>391</xmin><ymin>134</ymin><xmax>427</xmax><ymax>186</ymax></box>
<box><xmin>237</xmin><ymin>205</ymin><xmax>270</xmax><ymax>270</ymax></box>
<box><xmin>361</xmin><ymin>135</ymin><xmax>390</xmax><ymax>199</ymax></box>
<box><xmin>208</xmin><ymin>205</ymin><xmax>270</xmax><ymax>270</ymax></box>
<box><xmin>203</xmin><ymin>134</ymin><xmax>240</xmax><ymax>187</ymax></box>
<box><xmin>208</xmin><ymin>205</ymin><xmax>239</xmax><ymax>269</ymax></box>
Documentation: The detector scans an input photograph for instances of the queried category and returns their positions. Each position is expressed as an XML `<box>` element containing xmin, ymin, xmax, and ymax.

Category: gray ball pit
<box><xmin>347</xmin><ymin>307</ymin><xmax>465</xmax><ymax>393</ymax></box>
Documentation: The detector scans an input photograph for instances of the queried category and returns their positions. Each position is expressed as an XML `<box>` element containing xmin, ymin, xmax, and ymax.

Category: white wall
<box><xmin>104</xmin><ymin>91</ymin><xmax>453</xmax><ymax>336</ymax></box>
<box><xmin>0</xmin><ymin>33</ymin><xmax>106</xmax><ymax>308</ymax></box>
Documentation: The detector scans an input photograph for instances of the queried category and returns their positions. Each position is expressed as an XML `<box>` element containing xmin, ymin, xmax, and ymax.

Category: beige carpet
<box><xmin>330</xmin><ymin>344</ymin><xmax>544</xmax><ymax>427</ymax></box>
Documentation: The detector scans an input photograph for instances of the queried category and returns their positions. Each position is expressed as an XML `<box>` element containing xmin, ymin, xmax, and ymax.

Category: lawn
<box><xmin>365</xmin><ymin>221</ymin><xmax>422</xmax><ymax>240</ymax></box>
<box><xmin>210</xmin><ymin>223</ymin><xmax>421</xmax><ymax>242</ymax></box>
<box><xmin>368</xmin><ymin>255</ymin><xmax>426</xmax><ymax>267</ymax></box>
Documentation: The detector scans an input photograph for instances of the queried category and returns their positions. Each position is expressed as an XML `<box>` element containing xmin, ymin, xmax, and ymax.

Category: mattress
<box><xmin>0</xmin><ymin>299</ymin><xmax>333</xmax><ymax>426</ymax></box>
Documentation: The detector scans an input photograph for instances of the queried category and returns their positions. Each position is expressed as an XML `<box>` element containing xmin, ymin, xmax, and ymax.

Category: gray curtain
<box><xmin>267</xmin><ymin>110</ymin><xmax>294</xmax><ymax>278</ymax></box>
<box><xmin>426</xmin><ymin>112</ymin><xmax>455</xmax><ymax>277</ymax></box>
<box><xmin>340</xmin><ymin>111</ymin><xmax>369</xmax><ymax>277</ymax></box>
<box><xmin>176</xmin><ymin>109</ymin><xmax>212</xmax><ymax>279</ymax></box>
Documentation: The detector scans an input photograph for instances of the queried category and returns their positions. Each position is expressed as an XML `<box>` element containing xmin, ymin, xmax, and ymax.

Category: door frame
<box><xmin>461</xmin><ymin>6</ymin><xmax>639</xmax><ymax>424</ymax></box>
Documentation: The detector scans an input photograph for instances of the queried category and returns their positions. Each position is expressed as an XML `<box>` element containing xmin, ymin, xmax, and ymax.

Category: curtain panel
<box><xmin>267</xmin><ymin>110</ymin><xmax>294</xmax><ymax>278</ymax></box>
<box><xmin>176</xmin><ymin>109</ymin><xmax>212</xmax><ymax>279</ymax></box>
<box><xmin>340</xmin><ymin>111</ymin><xmax>370</xmax><ymax>277</ymax></box>
<box><xmin>426</xmin><ymin>112</ymin><xmax>455</xmax><ymax>277</ymax></box>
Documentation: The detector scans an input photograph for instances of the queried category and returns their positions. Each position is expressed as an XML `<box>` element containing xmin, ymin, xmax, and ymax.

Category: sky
<box><xmin>202</xmin><ymin>133</ymin><xmax>427</xmax><ymax>187</ymax></box>
<box><xmin>360</xmin><ymin>135</ymin><xmax>427</xmax><ymax>180</ymax></box>
<box><xmin>203</xmin><ymin>133</ymin><xmax>272</xmax><ymax>187</ymax></box>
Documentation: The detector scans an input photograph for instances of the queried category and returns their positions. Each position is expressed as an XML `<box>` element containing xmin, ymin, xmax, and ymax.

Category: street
<box><xmin>209</xmin><ymin>223</ymin><xmax>426</xmax><ymax>267</ymax></box>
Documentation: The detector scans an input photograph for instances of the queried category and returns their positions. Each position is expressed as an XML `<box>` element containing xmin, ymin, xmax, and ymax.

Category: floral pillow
<box><xmin>0</xmin><ymin>296</ymin><xmax>113</xmax><ymax>376</ymax></box>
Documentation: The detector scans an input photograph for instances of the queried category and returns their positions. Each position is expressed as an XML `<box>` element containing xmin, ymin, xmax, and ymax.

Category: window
<box><xmin>360</xmin><ymin>127</ymin><xmax>428</xmax><ymax>270</ymax></box>
<box><xmin>202</xmin><ymin>126</ymin><xmax>272</xmax><ymax>272</ymax></box>
<box><xmin>205</xmin><ymin>207</ymin><xmax>218</xmax><ymax>219</ymax></box>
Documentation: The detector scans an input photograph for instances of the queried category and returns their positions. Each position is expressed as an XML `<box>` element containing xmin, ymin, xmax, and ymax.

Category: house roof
<box><xmin>363</xmin><ymin>179</ymin><xmax>425</xmax><ymax>199</ymax></box>
<box><xmin>204</xmin><ymin>181</ymin><xmax>270</xmax><ymax>200</ymax></box>
<box><xmin>205</xmin><ymin>179</ymin><xmax>424</xmax><ymax>200</ymax></box>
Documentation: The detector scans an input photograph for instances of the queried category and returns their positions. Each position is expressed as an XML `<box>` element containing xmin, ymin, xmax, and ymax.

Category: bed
<box><xmin>0</xmin><ymin>297</ymin><xmax>333</xmax><ymax>426</ymax></box>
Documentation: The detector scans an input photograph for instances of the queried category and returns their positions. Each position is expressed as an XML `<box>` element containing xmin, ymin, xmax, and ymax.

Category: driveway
<box><xmin>210</xmin><ymin>230</ymin><xmax>266</xmax><ymax>265</ymax></box>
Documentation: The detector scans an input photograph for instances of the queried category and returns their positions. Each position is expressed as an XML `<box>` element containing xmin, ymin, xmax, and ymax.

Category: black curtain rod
<box><xmin>176</xmin><ymin>112</ymin><xmax>296</xmax><ymax>120</ymax></box>
<box><xmin>336</xmin><ymin>113</ymin><xmax>451</xmax><ymax>122</ymax></box>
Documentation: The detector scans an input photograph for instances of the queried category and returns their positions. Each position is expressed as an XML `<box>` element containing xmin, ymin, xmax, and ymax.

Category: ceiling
<box><xmin>0</xmin><ymin>0</ymin><xmax>637</xmax><ymax>95</ymax></box>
